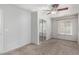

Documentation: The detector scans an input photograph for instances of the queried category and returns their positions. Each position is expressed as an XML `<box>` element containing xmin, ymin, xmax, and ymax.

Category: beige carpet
<box><xmin>3</xmin><ymin>39</ymin><xmax>79</xmax><ymax>55</ymax></box>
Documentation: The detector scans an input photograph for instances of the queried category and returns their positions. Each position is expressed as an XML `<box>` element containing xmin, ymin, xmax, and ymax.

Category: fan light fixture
<box><xmin>42</xmin><ymin>4</ymin><xmax>68</xmax><ymax>15</ymax></box>
<box><xmin>51</xmin><ymin>11</ymin><xmax>57</xmax><ymax>14</ymax></box>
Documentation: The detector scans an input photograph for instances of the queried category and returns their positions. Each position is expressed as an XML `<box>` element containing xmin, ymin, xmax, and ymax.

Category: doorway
<box><xmin>39</xmin><ymin>19</ymin><xmax>47</xmax><ymax>43</ymax></box>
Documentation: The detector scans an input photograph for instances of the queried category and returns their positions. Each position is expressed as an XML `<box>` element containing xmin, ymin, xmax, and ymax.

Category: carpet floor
<box><xmin>3</xmin><ymin>39</ymin><xmax>79</xmax><ymax>55</ymax></box>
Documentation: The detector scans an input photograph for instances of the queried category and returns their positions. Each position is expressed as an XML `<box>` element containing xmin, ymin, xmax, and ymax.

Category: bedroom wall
<box><xmin>0</xmin><ymin>5</ymin><xmax>31</xmax><ymax>53</ymax></box>
<box><xmin>31</xmin><ymin>12</ymin><xmax>39</xmax><ymax>44</ymax></box>
<box><xmin>78</xmin><ymin>14</ymin><xmax>79</xmax><ymax>44</ymax></box>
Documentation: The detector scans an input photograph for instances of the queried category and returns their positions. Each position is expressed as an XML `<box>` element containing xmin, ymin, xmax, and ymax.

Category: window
<box><xmin>57</xmin><ymin>20</ymin><xmax>72</xmax><ymax>35</ymax></box>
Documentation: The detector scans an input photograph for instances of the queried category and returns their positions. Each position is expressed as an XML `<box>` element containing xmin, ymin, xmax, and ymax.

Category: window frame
<box><xmin>57</xmin><ymin>19</ymin><xmax>73</xmax><ymax>35</ymax></box>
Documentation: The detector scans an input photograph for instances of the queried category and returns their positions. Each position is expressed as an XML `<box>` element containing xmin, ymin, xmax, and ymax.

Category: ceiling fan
<box><xmin>42</xmin><ymin>4</ymin><xmax>68</xmax><ymax>15</ymax></box>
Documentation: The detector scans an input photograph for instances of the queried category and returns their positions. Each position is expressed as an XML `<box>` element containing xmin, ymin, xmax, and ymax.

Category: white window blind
<box><xmin>57</xmin><ymin>20</ymin><xmax>72</xmax><ymax>35</ymax></box>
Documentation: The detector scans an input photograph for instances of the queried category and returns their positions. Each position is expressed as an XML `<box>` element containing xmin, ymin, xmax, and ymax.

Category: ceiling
<box><xmin>15</xmin><ymin>4</ymin><xmax>49</xmax><ymax>11</ymax></box>
<box><xmin>15</xmin><ymin>4</ymin><xmax>79</xmax><ymax>18</ymax></box>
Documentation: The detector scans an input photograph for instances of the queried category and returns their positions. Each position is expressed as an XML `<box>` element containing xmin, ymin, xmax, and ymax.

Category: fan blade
<box><xmin>52</xmin><ymin>4</ymin><xmax>59</xmax><ymax>8</ymax></box>
<box><xmin>47</xmin><ymin>12</ymin><xmax>51</xmax><ymax>15</ymax></box>
<box><xmin>57</xmin><ymin>7</ymin><xmax>68</xmax><ymax>11</ymax></box>
<box><xmin>42</xmin><ymin>10</ymin><xmax>51</xmax><ymax>11</ymax></box>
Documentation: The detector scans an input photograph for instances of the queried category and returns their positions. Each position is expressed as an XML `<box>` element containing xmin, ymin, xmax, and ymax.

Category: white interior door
<box><xmin>0</xmin><ymin>10</ymin><xmax>4</xmax><ymax>53</ymax></box>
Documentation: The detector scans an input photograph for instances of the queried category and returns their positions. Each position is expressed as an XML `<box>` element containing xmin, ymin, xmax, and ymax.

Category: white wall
<box><xmin>51</xmin><ymin>15</ymin><xmax>78</xmax><ymax>41</ymax></box>
<box><xmin>78</xmin><ymin>14</ymin><xmax>79</xmax><ymax>44</ymax></box>
<box><xmin>31</xmin><ymin>12</ymin><xmax>39</xmax><ymax>44</ymax></box>
<box><xmin>0</xmin><ymin>5</ymin><xmax>31</xmax><ymax>53</ymax></box>
<box><xmin>0</xmin><ymin>9</ymin><xmax>4</xmax><ymax>53</ymax></box>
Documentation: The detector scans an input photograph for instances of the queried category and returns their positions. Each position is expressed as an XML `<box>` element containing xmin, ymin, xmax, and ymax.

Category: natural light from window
<box><xmin>57</xmin><ymin>20</ymin><xmax>72</xmax><ymax>35</ymax></box>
